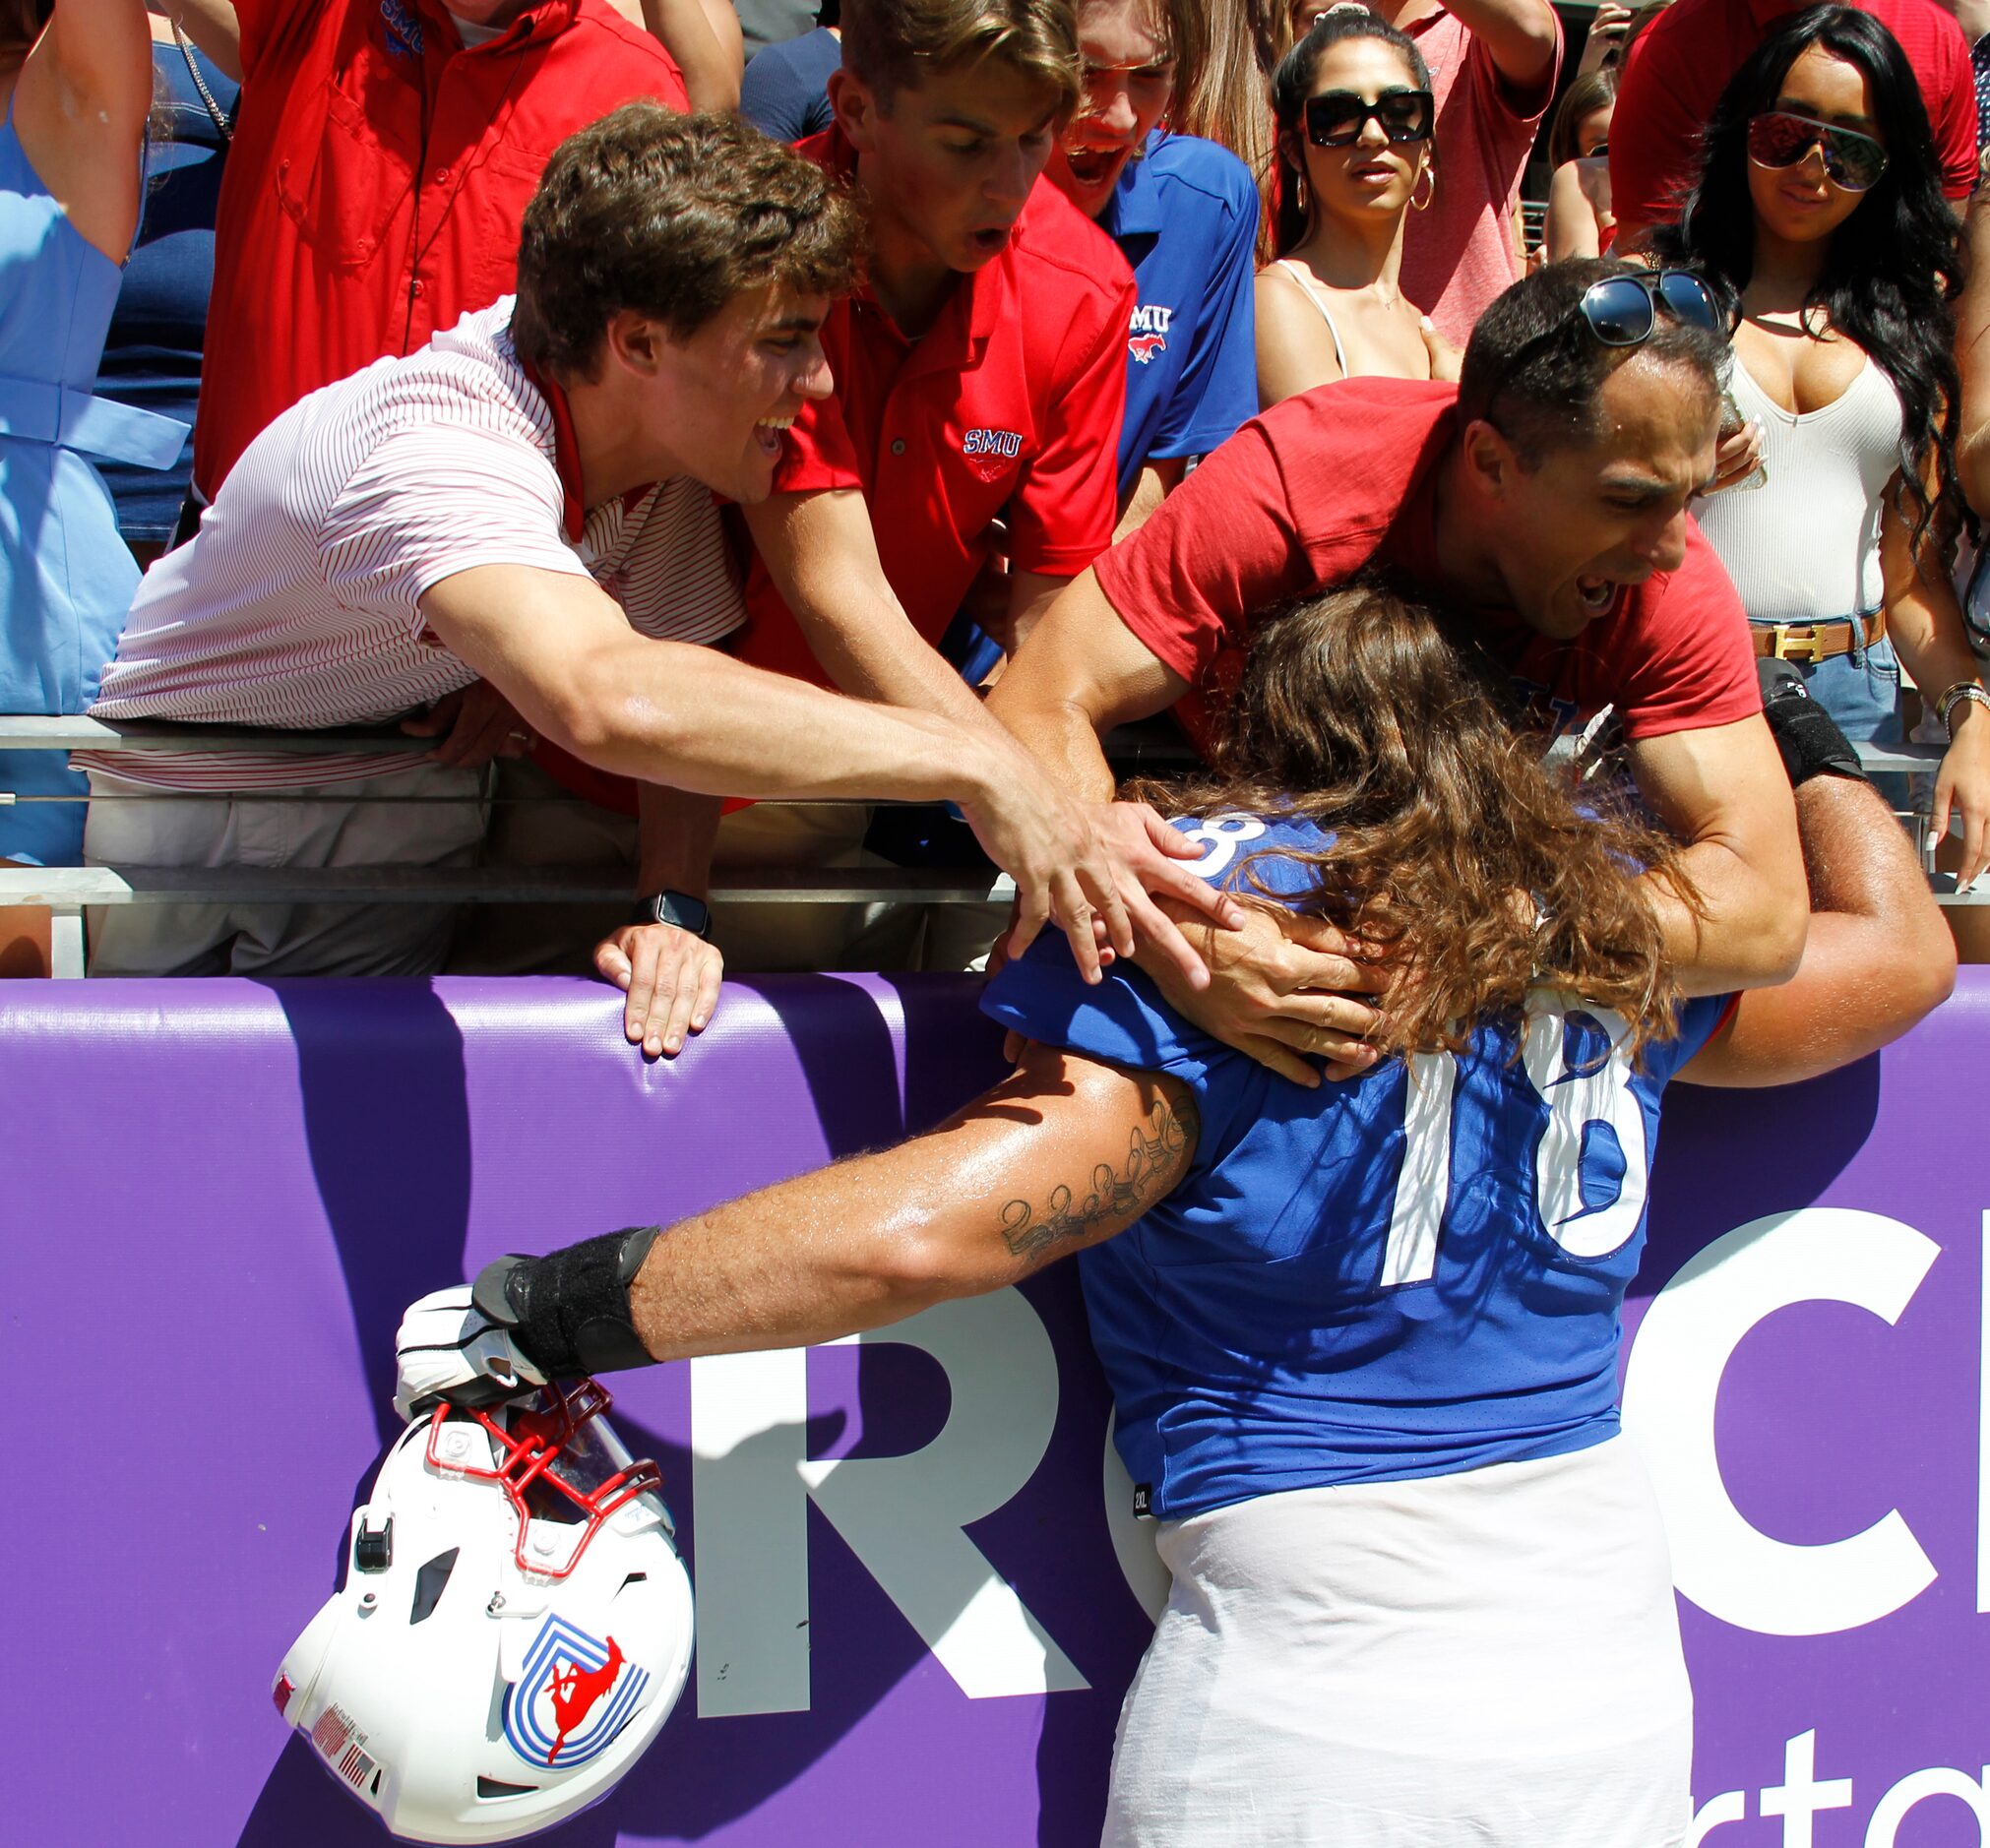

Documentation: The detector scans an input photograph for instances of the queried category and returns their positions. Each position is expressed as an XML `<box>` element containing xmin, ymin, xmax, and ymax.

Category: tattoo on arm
<box><xmin>997</xmin><ymin>1090</ymin><xmax>1198</xmax><ymax>1264</ymax></box>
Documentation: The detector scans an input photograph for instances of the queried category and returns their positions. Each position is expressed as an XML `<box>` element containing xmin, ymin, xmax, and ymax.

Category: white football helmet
<box><xmin>275</xmin><ymin>1380</ymin><xmax>694</xmax><ymax>1844</ymax></box>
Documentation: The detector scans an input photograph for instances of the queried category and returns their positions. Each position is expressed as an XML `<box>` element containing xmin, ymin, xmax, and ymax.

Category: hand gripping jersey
<box><xmin>981</xmin><ymin>811</ymin><xmax>1730</xmax><ymax>1521</ymax></box>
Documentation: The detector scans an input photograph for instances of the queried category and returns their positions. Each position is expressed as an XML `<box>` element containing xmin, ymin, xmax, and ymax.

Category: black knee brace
<box><xmin>1758</xmin><ymin>657</ymin><xmax>1871</xmax><ymax>790</ymax></box>
<box><xmin>471</xmin><ymin>1225</ymin><xmax>662</xmax><ymax>1380</ymax></box>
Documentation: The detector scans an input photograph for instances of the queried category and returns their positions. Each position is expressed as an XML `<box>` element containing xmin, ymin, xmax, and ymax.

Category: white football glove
<box><xmin>393</xmin><ymin>1285</ymin><xmax>548</xmax><ymax>1423</ymax></box>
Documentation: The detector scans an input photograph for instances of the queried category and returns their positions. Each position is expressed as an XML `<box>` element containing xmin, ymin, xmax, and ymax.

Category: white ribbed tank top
<box><xmin>1693</xmin><ymin>352</ymin><xmax>1903</xmax><ymax>625</ymax></box>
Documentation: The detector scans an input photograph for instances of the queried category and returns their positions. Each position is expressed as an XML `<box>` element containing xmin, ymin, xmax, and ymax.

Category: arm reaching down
<box><xmin>421</xmin><ymin>561</ymin><xmax>1225</xmax><ymax>979</ymax></box>
<box><xmin>986</xmin><ymin>567</ymin><xmax>1194</xmax><ymax>801</ymax></box>
<box><xmin>741</xmin><ymin>489</ymin><xmax>1241</xmax><ymax>981</ymax></box>
<box><xmin>591</xmin><ymin>783</ymin><xmax>726</xmax><ymax>1060</ymax></box>
<box><xmin>1624</xmin><ymin>713</ymin><xmax>1809</xmax><ymax>994</ymax></box>
<box><xmin>396</xmin><ymin>1045</ymin><xmax>1199</xmax><ymax>1413</ymax></box>
<box><xmin>1680</xmin><ymin>667</ymin><xmax>1955</xmax><ymax>1087</ymax></box>
<box><xmin>418</xmin><ymin>564</ymin><xmax>1007</xmax><ymax>806</ymax></box>
<box><xmin>1679</xmin><ymin>771</ymin><xmax>1955</xmax><ymax>1086</ymax></box>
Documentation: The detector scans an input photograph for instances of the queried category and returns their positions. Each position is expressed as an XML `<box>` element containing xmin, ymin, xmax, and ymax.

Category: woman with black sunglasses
<box><xmin>1256</xmin><ymin>9</ymin><xmax>1462</xmax><ymax>406</ymax></box>
<box><xmin>1657</xmin><ymin>4</ymin><xmax>1990</xmax><ymax>889</ymax></box>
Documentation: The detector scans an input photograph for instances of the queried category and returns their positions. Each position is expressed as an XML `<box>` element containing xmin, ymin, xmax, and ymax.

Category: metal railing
<box><xmin>0</xmin><ymin>717</ymin><xmax>1977</xmax><ymax>979</ymax></box>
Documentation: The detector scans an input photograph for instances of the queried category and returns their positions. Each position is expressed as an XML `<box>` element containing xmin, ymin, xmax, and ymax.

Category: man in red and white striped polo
<box><xmin>82</xmin><ymin>106</ymin><xmax>1205</xmax><ymax>1039</ymax></box>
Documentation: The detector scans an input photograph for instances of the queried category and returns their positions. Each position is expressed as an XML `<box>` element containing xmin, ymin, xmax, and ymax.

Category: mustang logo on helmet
<box><xmin>504</xmin><ymin>1614</ymin><xmax>651</xmax><ymax>1769</ymax></box>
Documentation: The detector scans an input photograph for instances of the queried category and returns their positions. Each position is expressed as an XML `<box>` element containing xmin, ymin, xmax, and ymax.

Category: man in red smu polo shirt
<box><xmin>1611</xmin><ymin>0</ymin><xmax>1977</xmax><ymax>244</ymax></box>
<box><xmin>991</xmin><ymin>261</ymin><xmax>1810</xmax><ymax>1062</ymax></box>
<box><xmin>613</xmin><ymin>0</ymin><xmax>1142</xmax><ymax>969</ymax></box>
<box><xmin>170</xmin><ymin>0</ymin><xmax>689</xmax><ymax>500</ymax></box>
<box><xmin>735</xmin><ymin>15</ymin><xmax>1134</xmax><ymax>692</ymax></box>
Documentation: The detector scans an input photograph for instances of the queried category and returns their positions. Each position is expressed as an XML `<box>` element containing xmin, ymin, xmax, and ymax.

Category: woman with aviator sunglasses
<box><xmin>1656</xmin><ymin>4</ymin><xmax>1990</xmax><ymax>889</ymax></box>
<box><xmin>1258</xmin><ymin>9</ymin><xmax>1461</xmax><ymax>406</ymax></box>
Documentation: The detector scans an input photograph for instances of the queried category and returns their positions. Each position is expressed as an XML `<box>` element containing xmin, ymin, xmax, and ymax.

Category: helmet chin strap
<box><xmin>472</xmin><ymin>1225</ymin><xmax>663</xmax><ymax>1380</ymax></box>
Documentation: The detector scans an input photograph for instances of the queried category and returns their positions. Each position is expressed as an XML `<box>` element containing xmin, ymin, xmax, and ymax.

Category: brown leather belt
<box><xmin>1749</xmin><ymin>611</ymin><xmax>1886</xmax><ymax>662</ymax></box>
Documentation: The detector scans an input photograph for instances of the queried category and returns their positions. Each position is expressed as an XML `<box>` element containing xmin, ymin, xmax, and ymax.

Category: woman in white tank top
<box><xmin>1255</xmin><ymin>10</ymin><xmax>1460</xmax><ymax>406</ymax></box>
<box><xmin>1657</xmin><ymin>6</ymin><xmax>1990</xmax><ymax>886</ymax></box>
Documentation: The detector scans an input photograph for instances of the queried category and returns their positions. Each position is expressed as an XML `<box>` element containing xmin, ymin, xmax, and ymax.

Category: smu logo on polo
<box><xmin>503</xmin><ymin>1615</ymin><xmax>650</xmax><ymax>1767</ymax></box>
<box><xmin>379</xmin><ymin>0</ymin><xmax>424</xmax><ymax>58</ymax></box>
<box><xmin>959</xmin><ymin>427</ymin><xmax>1026</xmax><ymax>483</ymax></box>
<box><xmin>1128</xmin><ymin>302</ymin><xmax>1173</xmax><ymax>363</ymax></box>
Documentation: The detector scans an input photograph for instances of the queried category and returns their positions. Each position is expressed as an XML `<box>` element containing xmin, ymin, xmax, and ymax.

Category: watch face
<box><xmin>643</xmin><ymin>892</ymin><xmax>711</xmax><ymax>937</ymax></box>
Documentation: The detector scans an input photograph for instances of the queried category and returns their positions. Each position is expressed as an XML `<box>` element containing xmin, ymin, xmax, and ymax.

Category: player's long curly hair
<box><xmin>1140</xmin><ymin>585</ymin><xmax>1703</xmax><ymax>1061</ymax></box>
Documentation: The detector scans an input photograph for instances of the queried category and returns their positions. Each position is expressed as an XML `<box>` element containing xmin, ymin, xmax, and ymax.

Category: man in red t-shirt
<box><xmin>170</xmin><ymin>0</ymin><xmax>690</xmax><ymax>502</ymax></box>
<box><xmin>1611</xmin><ymin>0</ymin><xmax>1978</xmax><ymax>244</ymax></box>
<box><xmin>991</xmin><ymin>259</ymin><xmax>1811</xmax><ymax>1069</ymax></box>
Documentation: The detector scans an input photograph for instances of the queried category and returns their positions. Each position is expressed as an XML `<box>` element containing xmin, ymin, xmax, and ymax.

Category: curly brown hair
<box><xmin>513</xmin><ymin>105</ymin><xmax>866</xmax><ymax>380</ymax></box>
<box><xmin>1141</xmin><ymin>585</ymin><xmax>1702</xmax><ymax>1061</ymax></box>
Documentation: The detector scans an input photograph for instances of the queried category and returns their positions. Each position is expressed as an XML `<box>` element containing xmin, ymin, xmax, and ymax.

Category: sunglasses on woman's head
<box><xmin>1304</xmin><ymin>89</ymin><xmax>1436</xmax><ymax>148</ymax></box>
<box><xmin>1746</xmin><ymin>110</ymin><xmax>1888</xmax><ymax>192</ymax></box>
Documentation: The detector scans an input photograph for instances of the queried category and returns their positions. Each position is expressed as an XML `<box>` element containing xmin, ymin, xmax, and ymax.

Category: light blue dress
<box><xmin>0</xmin><ymin>95</ymin><xmax>184</xmax><ymax>865</ymax></box>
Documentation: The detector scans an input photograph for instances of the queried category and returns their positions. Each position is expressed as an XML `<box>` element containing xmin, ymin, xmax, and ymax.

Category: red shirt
<box><xmin>1398</xmin><ymin>7</ymin><xmax>1561</xmax><ymax>347</ymax></box>
<box><xmin>736</xmin><ymin>126</ymin><xmax>1135</xmax><ymax>689</ymax></box>
<box><xmin>1611</xmin><ymin>0</ymin><xmax>1977</xmax><ymax>237</ymax></box>
<box><xmin>1092</xmin><ymin>379</ymin><xmax>1761</xmax><ymax>748</ymax></box>
<box><xmin>196</xmin><ymin>0</ymin><xmax>687</xmax><ymax>495</ymax></box>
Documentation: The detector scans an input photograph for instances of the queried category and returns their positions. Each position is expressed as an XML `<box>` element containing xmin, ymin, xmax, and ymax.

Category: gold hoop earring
<box><xmin>1410</xmin><ymin>166</ymin><xmax>1435</xmax><ymax>213</ymax></box>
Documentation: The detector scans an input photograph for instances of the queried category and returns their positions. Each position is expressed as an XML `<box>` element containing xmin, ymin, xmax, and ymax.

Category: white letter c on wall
<box><xmin>1622</xmin><ymin>1208</ymin><xmax>1939</xmax><ymax>1636</ymax></box>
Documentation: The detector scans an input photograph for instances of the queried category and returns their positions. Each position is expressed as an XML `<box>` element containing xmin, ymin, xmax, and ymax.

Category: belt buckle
<box><xmin>1772</xmin><ymin>623</ymin><xmax>1822</xmax><ymax>663</ymax></box>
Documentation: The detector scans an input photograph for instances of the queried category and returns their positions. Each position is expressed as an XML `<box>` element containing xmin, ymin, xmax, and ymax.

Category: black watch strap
<box><xmin>633</xmin><ymin>889</ymin><xmax>713</xmax><ymax>937</ymax></box>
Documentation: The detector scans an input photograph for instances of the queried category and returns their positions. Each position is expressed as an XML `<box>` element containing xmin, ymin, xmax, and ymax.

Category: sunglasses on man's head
<box><xmin>1304</xmin><ymin>89</ymin><xmax>1436</xmax><ymax>148</ymax></box>
<box><xmin>1746</xmin><ymin>109</ymin><xmax>1888</xmax><ymax>192</ymax></box>
<box><xmin>1570</xmin><ymin>270</ymin><xmax>1722</xmax><ymax>346</ymax></box>
<box><xmin>1495</xmin><ymin>270</ymin><xmax>1723</xmax><ymax>432</ymax></box>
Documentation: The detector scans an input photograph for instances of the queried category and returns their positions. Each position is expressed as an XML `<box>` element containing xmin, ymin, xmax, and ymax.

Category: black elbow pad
<box><xmin>470</xmin><ymin>1225</ymin><xmax>663</xmax><ymax>1380</ymax></box>
<box><xmin>1758</xmin><ymin>658</ymin><xmax>1871</xmax><ymax>790</ymax></box>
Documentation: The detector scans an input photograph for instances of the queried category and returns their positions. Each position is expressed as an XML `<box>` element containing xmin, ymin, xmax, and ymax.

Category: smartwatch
<box><xmin>632</xmin><ymin>889</ymin><xmax>713</xmax><ymax>938</ymax></box>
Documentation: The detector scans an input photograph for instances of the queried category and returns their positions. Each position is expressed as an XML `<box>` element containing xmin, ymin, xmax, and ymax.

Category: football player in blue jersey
<box><xmin>398</xmin><ymin>584</ymin><xmax>1953</xmax><ymax>1846</ymax></box>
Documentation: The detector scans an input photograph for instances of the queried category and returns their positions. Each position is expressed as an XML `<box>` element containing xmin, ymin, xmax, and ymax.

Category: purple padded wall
<box><xmin>5</xmin><ymin>972</ymin><xmax>1990</xmax><ymax>1847</ymax></box>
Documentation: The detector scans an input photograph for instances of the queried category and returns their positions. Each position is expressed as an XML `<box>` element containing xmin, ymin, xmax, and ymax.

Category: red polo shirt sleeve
<box><xmin>1610</xmin><ymin>521</ymin><xmax>1761</xmax><ymax>739</ymax></box>
<box><xmin>1608</xmin><ymin>5</ymin><xmax>1710</xmax><ymax>237</ymax></box>
<box><xmin>1006</xmin><ymin>267</ymin><xmax>1136</xmax><ymax>577</ymax></box>
<box><xmin>1092</xmin><ymin>417</ymin><xmax>1312</xmax><ymax>688</ymax></box>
